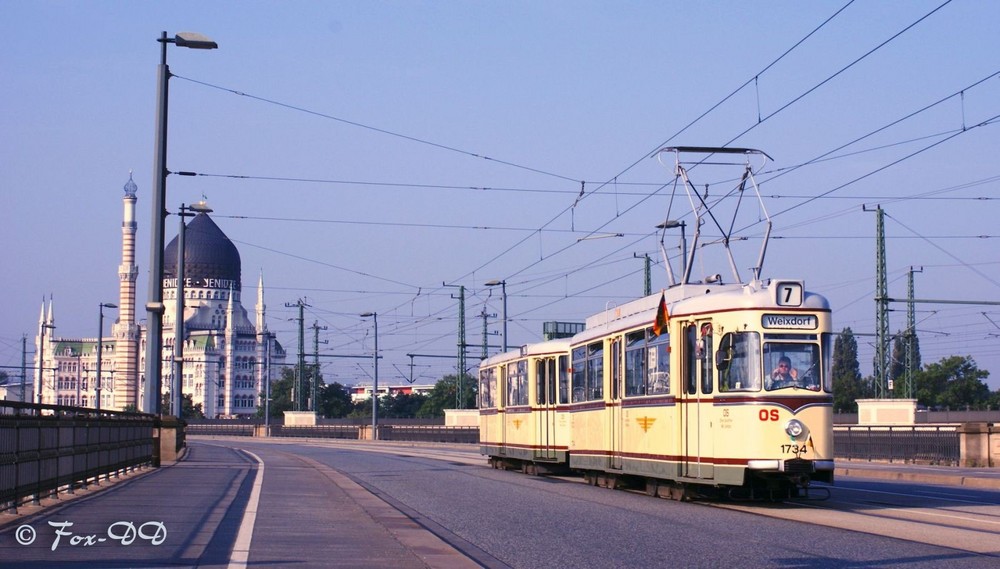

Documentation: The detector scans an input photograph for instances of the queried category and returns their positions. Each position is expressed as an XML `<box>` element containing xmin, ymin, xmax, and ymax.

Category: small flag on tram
<box><xmin>653</xmin><ymin>292</ymin><xmax>669</xmax><ymax>336</ymax></box>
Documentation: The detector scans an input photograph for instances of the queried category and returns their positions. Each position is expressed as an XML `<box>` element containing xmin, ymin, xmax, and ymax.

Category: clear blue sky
<box><xmin>2</xmin><ymin>1</ymin><xmax>999</xmax><ymax>391</ymax></box>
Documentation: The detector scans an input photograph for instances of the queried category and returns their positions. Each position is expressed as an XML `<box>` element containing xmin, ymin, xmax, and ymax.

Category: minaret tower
<box><xmin>255</xmin><ymin>270</ymin><xmax>267</xmax><ymax>396</ymax></box>
<box><xmin>223</xmin><ymin>285</ymin><xmax>237</xmax><ymax>416</ymax></box>
<box><xmin>34</xmin><ymin>299</ymin><xmax>47</xmax><ymax>404</ymax></box>
<box><xmin>35</xmin><ymin>298</ymin><xmax>56</xmax><ymax>404</ymax></box>
<box><xmin>113</xmin><ymin>173</ymin><xmax>141</xmax><ymax>410</ymax></box>
<box><xmin>255</xmin><ymin>270</ymin><xmax>266</xmax><ymax>335</ymax></box>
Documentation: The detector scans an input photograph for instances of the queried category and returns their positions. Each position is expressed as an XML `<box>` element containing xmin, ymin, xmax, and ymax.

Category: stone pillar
<box><xmin>856</xmin><ymin>399</ymin><xmax>917</xmax><ymax>425</ymax></box>
<box><xmin>958</xmin><ymin>422</ymin><xmax>991</xmax><ymax>467</ymax></box>
<box><xmin>283</xmin><ymin>411</ymin><xmax>317</xmax><ymax>426</ymax></box>
<box><xmin>156</xmin><ymin>416</ymin><xmax>185</xmax><ymax>465</ymax></box>
<box><xmin>991</xmin><ymin>425</ymin><xmax>1000</xmax><ymax>467</ymax></box>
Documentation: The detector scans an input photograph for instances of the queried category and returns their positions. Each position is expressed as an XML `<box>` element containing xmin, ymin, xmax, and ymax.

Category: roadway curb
<box><xmin>836</xmin><ymin>466</ymin><xmax>1000</xmax><ymax>489</ymax></box>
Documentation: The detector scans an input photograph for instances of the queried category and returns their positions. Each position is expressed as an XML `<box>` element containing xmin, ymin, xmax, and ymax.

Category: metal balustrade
<box><xmin>834</xmin><ymin>425</ymin><xmax>960</xmax><ymax>465</ymax></box>
<box><xmin>0</xmin><ymin>401</ymin><xmax>155</xmax><ymax>512</ymax></box>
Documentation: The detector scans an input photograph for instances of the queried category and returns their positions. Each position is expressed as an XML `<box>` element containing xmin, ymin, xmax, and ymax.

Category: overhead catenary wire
<box><xmin>173</xmin><ymin>2</ymin><xmax>992</xmax><ymax>379</ymax></box>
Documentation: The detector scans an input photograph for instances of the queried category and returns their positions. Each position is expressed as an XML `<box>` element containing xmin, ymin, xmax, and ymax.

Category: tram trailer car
<box><xmin>479</xmin><ymin>279</ymin><xmax>834</xmax><ymax>499</ymax></box>
<box><xmin>479</xmin><ymin>339</ymin><xmax>572</xmax><ymax>475</ymax></box>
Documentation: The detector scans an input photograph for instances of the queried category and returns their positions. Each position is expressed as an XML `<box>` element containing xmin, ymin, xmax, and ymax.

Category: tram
<box><xmin>478</xmin><ymin>147</ymin><xmax>835</xmax><ymax>499</ymax></box>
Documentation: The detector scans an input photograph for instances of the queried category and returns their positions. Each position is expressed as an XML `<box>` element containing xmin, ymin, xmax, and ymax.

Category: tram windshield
<box><xmin>763</xmin><ymin>341</ymin><xmax>820</xmax><ymax>391</ymax></box>
<box><xmin>717</xmin><ymin>332</ymin><xmax>762</xmax><ymax>391</ymax></box>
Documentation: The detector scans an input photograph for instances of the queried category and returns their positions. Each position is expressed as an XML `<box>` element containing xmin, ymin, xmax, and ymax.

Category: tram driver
<box><xmin>769</xmin><ymin>356</ymin><xmax>798</xmax><ymax>387</ymax></box>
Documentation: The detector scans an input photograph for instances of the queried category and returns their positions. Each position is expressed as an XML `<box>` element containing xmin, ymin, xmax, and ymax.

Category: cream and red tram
<box><xmin>479</xmin><ymin>339</ymin><xmax>572</xmax><ymax>474</ymax></box>
<box><xmin>479</xmin><ymin>280</ymin><xmax>834</xmax><ymax>498</ymax></box>
<box><xmin>479</xmin><ymin>147</ymin><xmax>835</xmax><ymax>498</ymax></box>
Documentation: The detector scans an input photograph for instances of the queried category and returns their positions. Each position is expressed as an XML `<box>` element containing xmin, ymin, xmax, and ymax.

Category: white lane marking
<box><xmin>228</xmin><ymin>449</ymin><xmax>264</xmax><ymax>569</ymax></box>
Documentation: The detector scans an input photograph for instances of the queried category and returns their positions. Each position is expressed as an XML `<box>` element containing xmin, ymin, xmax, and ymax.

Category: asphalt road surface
<box><xmin>220</xmin><ymin>438</ymin><xmax>1000</xmax><ymax>568</ymax></box>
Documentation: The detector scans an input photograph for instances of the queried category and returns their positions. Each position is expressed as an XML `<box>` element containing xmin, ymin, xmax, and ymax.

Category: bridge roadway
<box><xmin>0</xmin><ymin>440</ymin><xmax>481</xmax><ymax>569</ymax></box>
<box><xmin>1</xmin><ymin>438</ymin><xmax>998</xmax><ymax>568</ymax></box>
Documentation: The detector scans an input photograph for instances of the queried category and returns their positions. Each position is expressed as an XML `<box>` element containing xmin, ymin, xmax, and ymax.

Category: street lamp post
<box><xmin>144</xmin><ymin>31</ymin><xmax>218</xmax><ymax>415</ymax></box>
<box><xmin>262</xmin><ymin>331</ymin><xmax>272</xmax><ymax>436</ymax></box>
<box><xmin>360</xmin><ymin>312</ymin><xmax>378</xmax><ymax>440</ymax></box>
<box><xmin>485</xmin><ymin>280</ymin><xmax>507</xmax><ymax>353</ymax></box>
<box><xmin>96</xmin><ymin>302</ymin><xmax>118</xmax><ymax>411</ymax></box>
<box><xmin>172</xmin><ymin>201</ymin><xmax>213</xmax><ymax>417</ymax></box>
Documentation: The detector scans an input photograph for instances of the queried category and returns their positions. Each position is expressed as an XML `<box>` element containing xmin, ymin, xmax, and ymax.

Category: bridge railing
<box><xmin>833</xmin><ymin>425</ymin><xmax>961</xmax><ymax>465</ymax></box>
<box><xmin>379</xmin><ymin>425</ymin><xmax>479</xmax><ymax>443</ymax></box>
<box><xmin>186</xmin><ymin>422</ymin><xmax>480</xmax><ymax>443</ymax></box>
<box><xmin>0</xmin><ymin>401</ymin><xmax>155</xmax><ymax>512</ymax></box>
<box><xmin>187</xmin><ymin>420</ymin><xmax>992</xmax><ymax>466</ymax></box>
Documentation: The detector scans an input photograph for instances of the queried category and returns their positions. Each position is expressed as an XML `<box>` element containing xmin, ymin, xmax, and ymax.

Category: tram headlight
<box><xmin>784</xmin><ymin>419</ymin><xmax>805</xmax><ymax>438</ymax></box>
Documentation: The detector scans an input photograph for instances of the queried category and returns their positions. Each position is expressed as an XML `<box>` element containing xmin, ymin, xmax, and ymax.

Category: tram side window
<box><xmin>624</xmin><ymin>330</ymin><xmax>646</xmax><ymax>396</ymax></box>
<box><xmin>685</xmin><ymin>325</ymin><xmax>698</xmax><ymax>395</ymax></box>
<box><xmin>647</xmin><ymin>331</ymin><xmax>670</xmax><ymax>394</ymax></box>
<box><xmin>571</xmin><ymin>342</ymin><xmax>604</xmax><ymax>401</ymax></box>
<box><xmin>536</xmin><ymin>360</ymin><xmax>545</xmax><ymax>405</ymax></box>
<box><xmin>699</xmin><ymin>323</ymin><xmax>713</xmax><ymax>394</ymax></box>
<box><xmin>822</xmin><ymin>333</ymin><xmax>833</xmax><ymax>393</ymax></box>
<box><xmin>717</xmin><ymin>332</ymin><xmax>762</xmax><ymax>392</ymax></box>
<box><xmin>586</xmin><ymin>342</ymin><xmax>604</xmax><ymax>400</ymax></box>
<box><xmin>507</xmin><ymin>360</ymin><xmax>528</xmax><ymax>406</ymax></box>
<box><xmin>572</xmin><ymin>347</ymin><xmax>587</xmax><ymax>402</ymax></box>
<box><xmin>479</xmin><ymin>367</ymin><xmax>496</xmax><ymax>408</ymax></box>
<box><xmin>624</xmin><ymin>328</ymin><xmax>670</xmax><ymax>397</ymax></box>
<box><xmin>558</xmin><ymin>355</ymin><xmax>570</xmax><ymax>404</ymax></box>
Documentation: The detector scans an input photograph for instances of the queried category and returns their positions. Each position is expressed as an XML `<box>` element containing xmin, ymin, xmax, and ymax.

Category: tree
<box><xmin>889</xmin><ymin>331</ymin><xmax>906</xmax><ymax>387</ymax></box>
<box><xmin>317</xmin><ymin>382</ymin><xmax>355</xmax><ymax>418</ymax></box>
<box><xmin>417</xmin><ymin>374</ymin><xmax>477</xmax><ymax>418</ymax></box>
<box><xmin>914</xmin><ymin>355</ymin><xmax>992</xmax><ymax>410</ymax></box>
<box><xmin>382</xmin><ymin>392</ymin><xmax>428</xmax><ymax>418</ymax></box>
<box><xmin>160</xmin><ymin>392</ymin><xmax>203</xmax><ymax>419</ymax></box>
<box><xmin>348</xmin><ymin>393</ymin><xmax>386</xmax><ymax>419</ymax></box>
<box><xmin>831</xmin><ymin>327</ymin><xmax>866</xmax><ymax>412</ymax></box>
<box><xmin>258</xmin><ymin>364</ymin><xmax>323</xmax><ymax>418</ymax></box>
<box><xmin>258</xmin><ymin>368</ymin><xmax>295</xmax><ymax>418</ymax></box>
<box><xmin>181</xmin><ymin>393</ymin><xmax>204</xmax><ymax>420</ymax></box>
<box><xmin>989</xmin><ymin>389</ymin><xmax>1000</xmax><ymax>410</ymax></box>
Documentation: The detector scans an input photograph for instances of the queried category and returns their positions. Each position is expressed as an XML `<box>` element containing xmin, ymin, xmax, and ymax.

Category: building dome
<box><xmin>163</xmin><ymin>213</ymin><xmax>241</xmax><ymax>288</ymax></box>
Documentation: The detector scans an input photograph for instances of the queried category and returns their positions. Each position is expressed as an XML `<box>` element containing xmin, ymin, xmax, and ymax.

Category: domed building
<box><xmin>33</xmin><ymin>175</ymin><xmax>286</xmax><ymax>417</ymax></box>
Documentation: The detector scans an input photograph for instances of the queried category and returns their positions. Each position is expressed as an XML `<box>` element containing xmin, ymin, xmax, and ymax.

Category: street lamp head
<box><xmin>172</xmin><ymin>32</ymin><xmax>218</xmax><ymax>50</ymax></box>
<box><xmin>360</xmin><ymin>312</ymin><xmax>376</xmax><ymax>318</ymax></box>
<box><xmin>101</xmin><ymin>303</ymin><xmax>118</xmax><ymax>309</ymax></box>
<box><xmin>188</xmin><ymin>201</ymin><xmax>213</xmax><ymax>214</ymax></box>
<box><xmin>657</xmin><ymin>220</ymin><xmax>686</xmax><ymax>229</ymax></box>
<box><xmin>485</xmin><ymin>280</ymin><xmax>504</xmax><ymax>287</ymax></box>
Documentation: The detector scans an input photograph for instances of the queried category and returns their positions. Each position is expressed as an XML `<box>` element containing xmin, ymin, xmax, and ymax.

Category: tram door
<box><xmin>682</xmin><ymin>321</ymin><xmax>715</xmax><ymax>479</ymax></box>
<box><xmin>609</xmin><ymin>338</ymin><xmax>623</xmax><ymax>470</ymax></box>
<box><xmin>499</xmin><ymin>366</ymin><xmax>507</xmax><ymax>456</ymax></box>
<box><xmin>534</xmin><ymin>357</ymin><xmax>558</xmax><ymax>461</ymax></box>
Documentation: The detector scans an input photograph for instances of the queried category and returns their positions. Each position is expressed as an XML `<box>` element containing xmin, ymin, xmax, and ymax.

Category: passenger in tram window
<box><xmin>769</xmin><ymin>356</ymin><xmax>798</xmax><ymax>387</ymax></box>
